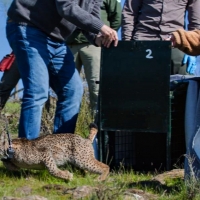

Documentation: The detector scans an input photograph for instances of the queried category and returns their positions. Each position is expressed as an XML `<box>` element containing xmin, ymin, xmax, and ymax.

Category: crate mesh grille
<box><xmin>105</xmin><ymin>83</ymin><xmax>187</xmax><ymax>171</ymax></box>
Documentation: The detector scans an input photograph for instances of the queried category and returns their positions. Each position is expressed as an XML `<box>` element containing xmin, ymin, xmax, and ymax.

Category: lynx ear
<box><xmin>87</xmin><ymin>123</ymin><xmax>98</xmax><ymax>143</ymax></box>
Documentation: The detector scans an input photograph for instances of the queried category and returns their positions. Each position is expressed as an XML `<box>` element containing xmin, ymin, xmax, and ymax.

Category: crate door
<box><xmin>99</xmin><ymin>41</ymin><xmax>171</xmax><ymax>133</ymax></box>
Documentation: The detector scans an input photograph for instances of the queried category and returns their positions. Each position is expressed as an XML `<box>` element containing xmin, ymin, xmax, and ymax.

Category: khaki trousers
<box><xmin>68</xmin><ymin>43</ymin><xmax>101</xmax><ymax>116</ymax></box>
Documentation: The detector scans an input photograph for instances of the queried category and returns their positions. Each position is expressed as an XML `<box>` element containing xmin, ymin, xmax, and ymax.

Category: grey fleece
<box><xmin>7</xmin><ymin>0</ymin><xmax>104</xmax><ymax>43</ymax></box>
<box><xmin>122</xmin><ymin>0</ymin><xmax>200</xmax><ymax>41</ymax></box>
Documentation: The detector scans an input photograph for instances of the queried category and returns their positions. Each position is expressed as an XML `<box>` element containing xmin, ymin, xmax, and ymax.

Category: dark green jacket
<box><xmin>66</xmin><ymin>0</ymin><xmax>122</xmax><ymax>45</ymax></box>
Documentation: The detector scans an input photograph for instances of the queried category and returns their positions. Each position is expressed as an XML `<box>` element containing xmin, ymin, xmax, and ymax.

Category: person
<box><xmin>0</xmin><ymin>0</ymin><xmax>121</xmax><ymax>114</ymax></box>
<box><xmin>66</xmin><ymin>0</ymin><xmax>121</xmax><ymax>160</ymax></box>
<box><xmin>121</xmin><ymin>0</ymin><xmax>200</xmax><ymax>75</ymax></box>
<box><xmin>66</xmin><ymin>0</ymin><xmax>121</xmax><ymax>118</ymax></box>
<box><xmin>169</xmin><ymin>29</ymin><xmax>200</xmax><ymax>56</ymax></box>
<box><xmin>181</xmin><ymin>10</ymin><xmax>199</xmax><ymax>75</ymax></box>
<box><xmin>5</xmin><ymin>0</ymin><xmax>118</xmax><ymax>140</ymax></box>
<box><xmin>121</xmin><ymin>0</ymin><xmax>200</xmax><ymax>180</ymax></box>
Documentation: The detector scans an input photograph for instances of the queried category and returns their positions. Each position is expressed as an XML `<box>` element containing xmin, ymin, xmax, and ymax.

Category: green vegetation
<box><xmin>0</xmin><ymin>94</ymin><xmax>200</xmax><ymax>199</ymax></box>
<box><xmin>0</xmin><ymin>163</ymin><xmax>187</xmax><ymax>200</ymax></box>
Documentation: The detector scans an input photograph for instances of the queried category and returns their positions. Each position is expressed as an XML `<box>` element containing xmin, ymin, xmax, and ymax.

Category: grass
<box><xmin>0</xmin><ymin>162</ymin><xmax>187</xmax><ymax>200</ymax></box>
<box><xmin>0</xmin><ymin>95</ymin><xmax>200</xmax><ymax>199</ymax></box>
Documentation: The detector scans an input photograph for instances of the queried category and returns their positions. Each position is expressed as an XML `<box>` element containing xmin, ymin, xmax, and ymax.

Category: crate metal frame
<box><xmin>98</xmin><ymin>41</ymin><xmax>172</xmax><ymax>170</ymax></box>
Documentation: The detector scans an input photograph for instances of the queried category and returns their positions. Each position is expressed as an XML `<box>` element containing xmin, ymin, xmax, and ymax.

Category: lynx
<box><xmin>0</xmin><ymin>123</ymin><xmax>109</xmax><ymax>181</ymax></box>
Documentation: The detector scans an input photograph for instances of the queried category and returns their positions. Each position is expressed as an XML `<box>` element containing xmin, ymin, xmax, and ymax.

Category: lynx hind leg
<box><xmin>2</xmin><ymin>160</ymin><xmax>20</xmax><ymax>171</ymax></box>
<box><xmin>41</xmin><ymin>152</ymin><xmax>73</xmax><ymax>181</ymax></box>
<box><xmin>83</xmin><ymin>158</ymin><xmax>110</xmax><ymax>181</ymax></box>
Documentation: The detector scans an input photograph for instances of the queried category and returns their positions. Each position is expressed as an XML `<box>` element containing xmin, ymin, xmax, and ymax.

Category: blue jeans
<box><xmin>92</xmin><ymin>136</ymin><xmax>99</xmax><ymax>160</ymax></box>
<box><xmin>6</xmin><ymin>22</ymin><xmax>83</xmax><ymax>140</ymax></box>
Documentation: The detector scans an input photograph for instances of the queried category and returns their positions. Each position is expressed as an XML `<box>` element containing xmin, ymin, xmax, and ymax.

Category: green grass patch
<box><xmin>0</xmin><ymin>162</ymin><xmax>188</xmax><ymax>200</ymax></box>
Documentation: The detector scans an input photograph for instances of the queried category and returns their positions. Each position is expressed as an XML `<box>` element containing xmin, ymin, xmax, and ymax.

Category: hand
<box><xmin>165</xmin><ymin>35</ymin><xmax>176</xmax><ymax>47</ymax></box>
<box><xmin>170</xmin><ymin>35</ymin><xmax>176</xmax><ymax>47</ymax></box>
<box><xmin>95</xmin><ymin>34</ymin><xmax>103</xmax><ymax>47</ymax></box>
<box><xmin>182</xmin><ymin>54</ymin><xmax>197</xmax><ymax>75</ymax></box>
<box><xmin>100</xmin><ymin>25</ymin><xmax>118</xmax><ymax>48</ymax></box>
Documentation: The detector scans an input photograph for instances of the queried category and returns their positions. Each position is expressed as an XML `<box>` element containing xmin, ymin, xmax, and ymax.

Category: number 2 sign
<box><xmin>146</xmin><ymin>49</ymin><xmax>153</xmax><ymax>59</ymax></box>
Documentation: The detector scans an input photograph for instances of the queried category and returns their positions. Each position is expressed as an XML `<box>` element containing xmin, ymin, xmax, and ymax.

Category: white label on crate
<box><xmin>146</xmin><ymin>49</ymin><xmax>153</xmax><ymax>59</ymax></box>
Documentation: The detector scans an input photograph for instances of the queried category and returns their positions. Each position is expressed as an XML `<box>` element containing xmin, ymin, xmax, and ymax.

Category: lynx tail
<box><xmin>88</xmin><ymin>123</ymin><xmax>98</xmax><ymax>143</ymax></box>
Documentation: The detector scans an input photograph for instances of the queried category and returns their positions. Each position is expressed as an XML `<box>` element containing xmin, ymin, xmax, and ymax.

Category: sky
<box><xmin>0</xmin><ymin>0</ymin><xmax>12</xmax><ymax>60</ymax></box>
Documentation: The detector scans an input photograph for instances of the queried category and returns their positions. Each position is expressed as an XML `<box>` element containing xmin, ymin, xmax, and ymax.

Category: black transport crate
<box><xmin>104</xmin><ymin>82</ymin><xmax>187</xmax><ymax>171</ymax></box>
<box><xmin>98</xmin><ymin>41</ymin><xmax>186</xmax><ymax>171</ymax></box>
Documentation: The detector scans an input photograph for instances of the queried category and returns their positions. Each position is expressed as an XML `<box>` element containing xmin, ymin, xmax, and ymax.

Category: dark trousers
<box><xmin>171</xmin><ymin>48</ymin><xmax>186</xmax><ymax>75</ymax></box>
<box><xmin>0</xmin><ymin>60</ymin><xmax>20</xmax><ymax>109</ymax></box>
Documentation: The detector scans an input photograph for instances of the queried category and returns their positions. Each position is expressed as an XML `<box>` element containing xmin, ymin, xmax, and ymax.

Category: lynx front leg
<box><xmin>41</xmin><ymin>152</ymin><xmax>73</xmax><ymax>181</ymax></box>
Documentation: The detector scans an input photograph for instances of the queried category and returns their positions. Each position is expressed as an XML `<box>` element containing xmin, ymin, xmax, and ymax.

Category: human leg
<box><xmin>171</xmin><ymin>48</ymin><xmax>186</xmax><ymax>75</ymax></box>
<box><xmin>194</xmin><ymin>56</ymin><xmax>200</xmax><ymax>76</ymax></box>
<box><xmin>49</xmin><ymin>44</ymin><xmax>83</xmax><ymax>133</ymax></box>
<box><xmin>68</xmin><ymin>44</ymin><xmax>83</xmax><ymax>73</ymax></box>
<box><xmin>79</xmin><ymin>44</ymin><xmax>101</xmax><ymax>116</ymax></box>
<box><xmin>6</xmin><ymin>22</ymin><xmax>50</xmax><ymax>139</ymax></box>
<box><xmin>78</xmin><ymin>44</ymin><xmax>101</xmax><ymax>159</ymax></box>
<box><xmin>184</xmin><ymin>81</ymin><xmax>200</xmax><ymax>180</ymax></box>
<box><xmin>0</xmin><ymin>60</ymin><xmax>20</xmax><ymax>109</ymax></box>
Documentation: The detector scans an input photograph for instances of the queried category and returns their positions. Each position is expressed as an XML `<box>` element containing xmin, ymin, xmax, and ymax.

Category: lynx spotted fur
<box><xmin>0</xmin><ymin>123</ymin><xmax>109</xmax><ymax>181</ymax></box>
